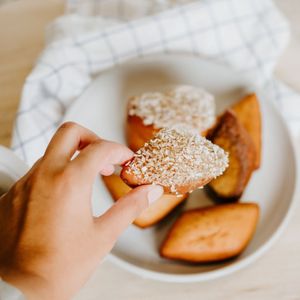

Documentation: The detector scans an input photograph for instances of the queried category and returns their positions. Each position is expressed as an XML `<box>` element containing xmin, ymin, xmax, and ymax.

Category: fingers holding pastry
<box><xmin>94</xmin><ymin>184</ymin><xmax>163</xmax><ymax>243</ymax></box>
<box><xmin>121</xmin><ymin>126</ymin><xmax>228</xmax><ymax>195</ymax></box>
<box><xmin>71</xmin><ymin>139</ymin><xmax>133</xmax><ymax>179</ymax></box>
<box><xmin>44</xmin><ymin>121</ymin><xmax>134</xmax><ymax>182</ymax></box>
<box><xmin>102</xmin><ymin>174</ymin><xmax>188</xmax><ymax>228</ymax></box>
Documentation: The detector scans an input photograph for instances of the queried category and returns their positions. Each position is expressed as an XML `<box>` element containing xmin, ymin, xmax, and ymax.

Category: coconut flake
<box><xmin>126</xmin><ymin>126</ymin><xmax>228</xmax><ymax>193</ymax></box>
<box><xmin>128</xmin><ymin>85</ymin><xmax>215</xmax><ymax>132</ymax></box>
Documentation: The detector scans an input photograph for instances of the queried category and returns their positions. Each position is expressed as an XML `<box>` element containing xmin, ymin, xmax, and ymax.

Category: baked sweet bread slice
<box><xmin>126</xmin><ymin>85</ymin><xmax>216</xmax><ymax>151</ymax></box>
<box><xmin>121</xmin><ymin>126</ymin><xmax>228</xmax><ymax>195</ymax></box>
<box><xmin>160</xmin><ymin>203</ymin><xmax>259</xmax><ymax>263</ymax></box>
<box><xmin>231</xmin><ymin>93</ymin><xmax>262</xmax><ymax>169</ymax></box>
<box><xmin>102</xmin><ymin>174</ymin><xmax>187</xmax><ymax>228</ymax></box>
<box><xmin>207</xmin><ymin>110</ymin><xmax>256</xmax><ymax>202</ymax></box>
<box><xmin>126</xmin><ymin>115</ymin><xmax>159</xmax><ymax>152</ymax></box>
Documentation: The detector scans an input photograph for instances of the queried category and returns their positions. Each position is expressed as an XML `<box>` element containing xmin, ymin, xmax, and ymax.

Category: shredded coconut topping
<box><xmin>128</xmin><ymin>85</ymin><xmax>216</xmax><ymax>132</ymax></box>
<box><xmin>125</xmin><ymin>127</ymin><xmax>228</xmax><ymax>194</ymax></box>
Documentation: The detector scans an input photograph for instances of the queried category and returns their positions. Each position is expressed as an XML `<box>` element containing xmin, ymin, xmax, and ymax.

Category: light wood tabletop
<box><xmin>0</xmin><ymin>1</ymin><xmax>299</xmax><ymax>299</ymax></box>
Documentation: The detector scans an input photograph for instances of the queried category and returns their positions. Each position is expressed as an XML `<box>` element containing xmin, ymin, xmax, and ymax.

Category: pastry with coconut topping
<box><xmin>126</xmin><ymin>85</ymin><xmax>216</xmax><ymax>151</ymax></box>
<box><xmin>121</xmin><ymin>126</ymin><xmax>228</xmax><ymax>195</ymax></box>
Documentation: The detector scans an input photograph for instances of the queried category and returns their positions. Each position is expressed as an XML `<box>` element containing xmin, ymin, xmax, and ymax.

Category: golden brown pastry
<box><xmin>102</xmin><ymin>174</ymin><xmax>187</xmax><ymax>228</ymax></box>
<box><xmin>126</xmin><ymin>85</ymin><xmax>216</xmax><ymax>151</ymax></box>
<box><xmin>126</xmin><ymin>115</ymin><xmax>159</xmax><ymax>152</ymax></box>
<box><xmin>231</xmin><ymin>93</ymin><xmax>262</xmax><ymax>169</ymax></box>
<box><xmin>160</xmin><ymin>203</ymin><xmax>259</xmax><ymax>263</ymax></box>
<box><xmin>121</xmin><ymin>126</ymin><xmax>228</xmax><ymax>195</ymax></box>
<box><xmin>207</xmin><ymin>110</ymin><xmax>256</xmax><ymax>202</ymax></box>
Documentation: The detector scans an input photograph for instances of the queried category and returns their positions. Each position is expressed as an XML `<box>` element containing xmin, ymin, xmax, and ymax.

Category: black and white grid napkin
<box><xmin>12</xmin><ymin>0</ymin><xmax>299</xmax><ymax>165</ymax></box>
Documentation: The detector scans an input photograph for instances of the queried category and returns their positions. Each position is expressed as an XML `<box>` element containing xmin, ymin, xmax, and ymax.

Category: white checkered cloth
<box><xmin>12</xmin><ymin>0</ymin><xmax>300</xmax><ymax>165</ymax></box>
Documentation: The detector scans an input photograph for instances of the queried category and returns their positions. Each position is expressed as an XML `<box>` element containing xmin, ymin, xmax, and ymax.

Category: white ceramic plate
<box><xmin>63</xmin><ymin>55</ymin><xmax>297</xmax><ymax>282</ymax></box>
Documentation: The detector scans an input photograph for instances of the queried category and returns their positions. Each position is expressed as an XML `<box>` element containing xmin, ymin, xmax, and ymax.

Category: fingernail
<box><xmin>147</xmin><ymin>185</ymin><xmax>164</xmax><ymax>205</ymax></box>
<box><xmin>123</xmin><ymin>149</ymin><xmax>134</xmax><ymax>161</ymax></box>
<box><xmin>101</xmin><ymin>164</ymin><xmax>115</xmax><ymax>176</ymax></box>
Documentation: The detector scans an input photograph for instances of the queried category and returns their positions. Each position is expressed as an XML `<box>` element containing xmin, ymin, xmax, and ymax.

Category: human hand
<box><xmin>0</xmin><ymin>122</ymin><xmax>163</xmax><ymax>300</ymax></box>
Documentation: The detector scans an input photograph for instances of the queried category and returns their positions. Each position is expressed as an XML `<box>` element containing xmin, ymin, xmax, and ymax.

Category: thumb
<box><xmin>95</xmin><ymin>184</ymin><xmax>163</xmax><ymax>240</ymax></box>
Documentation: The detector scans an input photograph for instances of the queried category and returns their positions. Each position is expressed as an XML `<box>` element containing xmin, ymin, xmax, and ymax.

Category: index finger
<box><xmin>44</xmin><ymin>122</ymin><xmax>99</xmax><ymax>162</ymax></box>
<box><xmin>70</xmin><ymin>139</ymin><xmax>133</xmax><ymax>180</ymax></box>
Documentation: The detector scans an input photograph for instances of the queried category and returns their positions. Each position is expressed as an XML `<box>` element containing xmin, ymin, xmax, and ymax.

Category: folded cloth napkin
<box><xmin>12</xmin><ymin>0</ymin><xmax>300</xmax><ymax>165</ymax></box>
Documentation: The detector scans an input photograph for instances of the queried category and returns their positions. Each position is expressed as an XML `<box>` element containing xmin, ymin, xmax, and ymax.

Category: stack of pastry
<box><xmin>103</xmin><ymin>85</ymin><xmax>262</xmax><ymax>263</ymax></box>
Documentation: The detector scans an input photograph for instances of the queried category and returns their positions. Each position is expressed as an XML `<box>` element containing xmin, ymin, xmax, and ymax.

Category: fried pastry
<box><xmin>160</xmin><ymin>203</ymin><xmax>259</xmax><ymax>263</ymax></box>
<box><xmin>207</xmin><ymin>110</ymin><xmax>256</xmax><ymax>202</ymax></box>
<box><xmin>231</xmin><ymin>93</ymin><xmax>262</xmax><ymax>169</ymax></box>
<box><xmin>121</xmin><ymin>126</ymin><xmax>228</xmax><ymax>195</ymax></box>
<box><xmin>126</xmin><ymin>85</ymin><xmax>216</xmax><ymax>151</ymax></box>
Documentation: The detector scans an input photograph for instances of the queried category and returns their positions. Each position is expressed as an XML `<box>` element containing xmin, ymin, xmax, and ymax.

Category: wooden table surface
<box><xmin>0</xmin><ymin>1</ymin><xmax>299</xmax><ymax>299</ymax></box>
